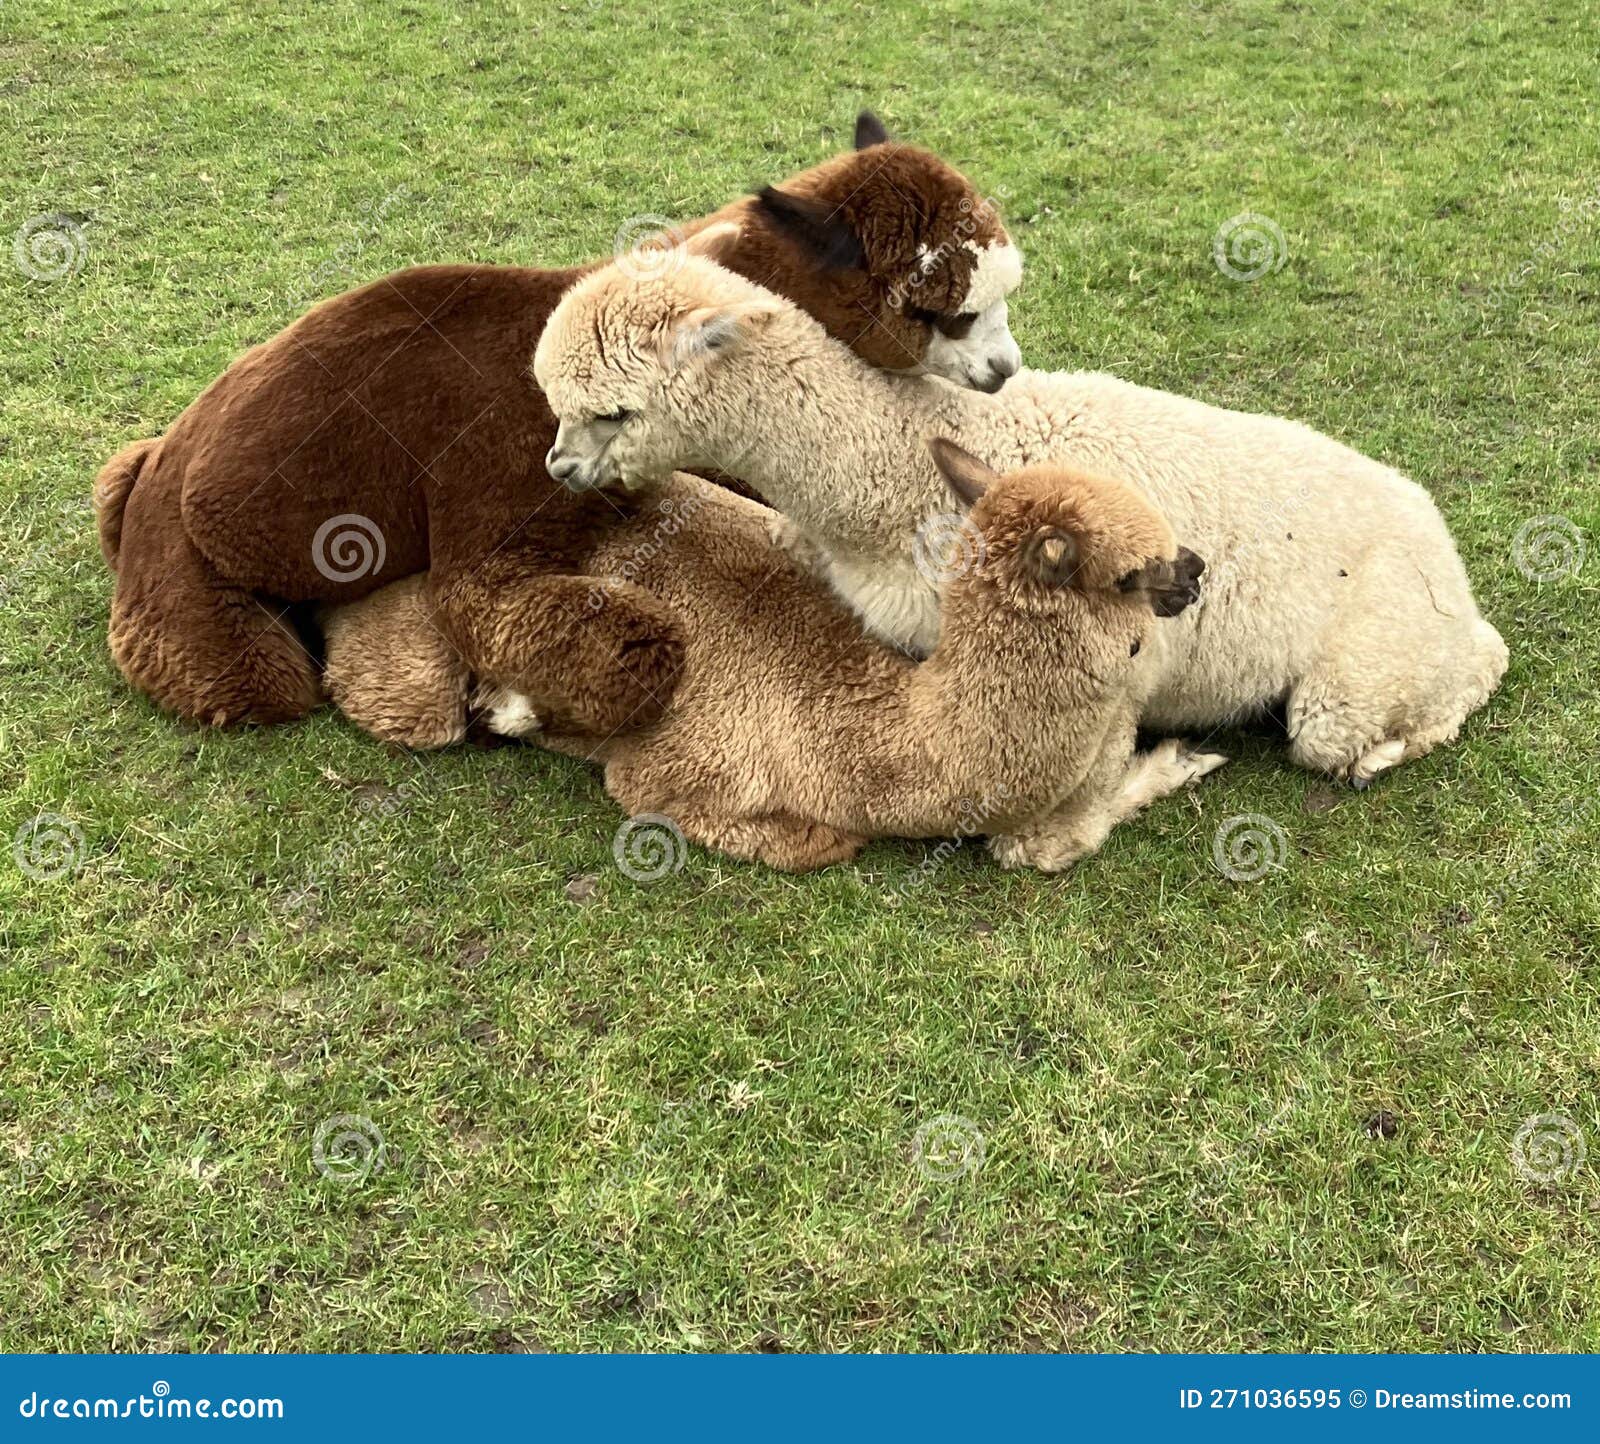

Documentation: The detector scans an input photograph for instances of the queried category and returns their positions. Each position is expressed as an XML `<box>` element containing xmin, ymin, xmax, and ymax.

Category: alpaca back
<box><xmin>945</xmin><ymin>370</ymin><xmax>1493</xmax><ymax>729</ymax></box>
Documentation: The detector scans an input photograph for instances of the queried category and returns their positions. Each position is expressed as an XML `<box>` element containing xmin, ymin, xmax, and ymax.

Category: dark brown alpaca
<box><xmin>94</xmin><ymin>112</ymin><xmax>1021</xmax><ymax>732</ymax></box>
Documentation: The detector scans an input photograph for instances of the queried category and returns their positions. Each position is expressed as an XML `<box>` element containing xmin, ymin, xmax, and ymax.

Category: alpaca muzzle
<box><xmin>921</xmin><ymin>298</ymin><xmax>1023</xmax><ymax>393</ymax></box>
<box><xmin>1119</xmin><ymin>547</ymin><xmax>1207</xmax><ymax>617</ymax></box>
<box><xmin>969</xmin><ymin>351</ymin><xmax>1020</xmax><ymax>394</ymax></box>
<box><xmin>544</xmin><ymin>437</ymin><xmax>615</xmax><ymax>492</ymax></box>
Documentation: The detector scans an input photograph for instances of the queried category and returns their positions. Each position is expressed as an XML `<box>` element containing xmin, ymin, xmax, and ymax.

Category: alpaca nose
<box><xmin>978</xmin><ymin>338</ymin><xmax>1021</xmax><ymax>391</ymax></box>
<box><xmin>545</xmin><ymin>446</ymin><xmax>586</xmax><ymax>489</ymax></box>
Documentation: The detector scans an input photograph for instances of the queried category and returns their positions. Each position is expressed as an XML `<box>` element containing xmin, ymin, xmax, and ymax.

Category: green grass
<box><xmin>2</xmin><ymin>0</ymin><xmax>1597</xmax><ymax>1352</ymax></box>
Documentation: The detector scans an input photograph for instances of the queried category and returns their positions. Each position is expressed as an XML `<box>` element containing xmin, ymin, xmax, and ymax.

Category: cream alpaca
<box><xmin>536</xmin><ymin>257</ymin><xmax>1508</xmax><ymax>787</ymax></box>
<box><xmin>322</xmin><ymin>452</ymin><xmax>1221</xmax><ymax>872</ymax></box>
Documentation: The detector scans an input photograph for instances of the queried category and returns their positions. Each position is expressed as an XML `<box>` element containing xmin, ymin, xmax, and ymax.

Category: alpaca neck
<box><xmin>844</xmin><ymin>593</ymin><xmax>1117</xmax><ymax>834</ymax></box>
<box><xmin>691</xmin><ymin>318</ymin><xmax>980</xmax><ymax>553</ymax></box>
<box><xmin>924</xmin><ymin>592</ymin><xmax>1102</xmax><ymax>724</ymax></box>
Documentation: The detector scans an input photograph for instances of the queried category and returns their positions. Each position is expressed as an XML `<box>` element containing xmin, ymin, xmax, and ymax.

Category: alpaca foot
<box><xmin>1119</xmin><ymin>738</ymin><xmax>1228</xmax><ymax>809</ymax></box>
<box><xmin>988</xmin><ymin>827</ymin><xmax>1093</xmax><ymax>874</ymax></box>
<box><xmin>767</xmin><ymin>512</ymin><xmax>828</xmax><ymax>576</ymax></box>
<box><xmin>991</xmin><ymin>741</ymin><xmax>1227</xmax><ymax>874</ymax></box>
<box><xmin>472</xmin><ymin>685</ymin><xmax>546</xmax><ymax>739</ymax></box>
<box><xmin>1156</xmin><ymin>738</ymin><xmax>1230</xmax><ymax>788</ymax></box>
<box><xmin>1348</xmin><ymin>737</ymin><xmax>1406</xmax><ymax>790</ymax></box>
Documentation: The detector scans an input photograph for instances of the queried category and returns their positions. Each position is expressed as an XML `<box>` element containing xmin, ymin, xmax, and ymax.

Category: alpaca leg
<box><xmin>990</xmin><ymin>739</ymin><xmax>1226</xmax><ymax>873</ymax></box>
<box><xmin>108</xmin><ymin>464</ymin><xmax>320</xmax><ymax>726</ymax></box>
<box><xmin>321</xmin><ymin>577</ymin><xmax>471</xmax><ymax>749</ymax></box>
<box><xmin>679</xmin><ymin>810</ymin><xmax>865</xmax><ymax>872</ymax></box>
<box><xmin>431</xmin><ymin>560</ymin><xmax>686</xmax><ymax>736</ymax></box>
<box><xmin>1287</xmin><ymin>568</ymin><xmax>1509</xmax><ymax>787</ymax></box>
<box><xmin>602</xmin><ymin>759</ymin><xmax>866</xmax><ymax>873</ymax></box>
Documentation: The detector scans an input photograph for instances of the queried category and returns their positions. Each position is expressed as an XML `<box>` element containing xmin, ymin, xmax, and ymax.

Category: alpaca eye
<box><xmin>596</xmin><ymin>408</ymin><xmax>634</xmax><ymax>425</ymax></box>
<box><xmin>1130</xmin><ymin>639</ymin><xmax>1142</xmax><ymax>657</ymax></box>
<box><xmin>906</xmin><ymin>307</ymin><xmax>976</xmax><ymax>340</ymax></box>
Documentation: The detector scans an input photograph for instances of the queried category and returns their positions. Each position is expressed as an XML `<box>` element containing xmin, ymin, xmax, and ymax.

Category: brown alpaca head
<box><xmin>714</xmin><ymin>111</ymin><xmax>1023</xmax><ymax>393</ymax></box>
<box><xmin>927</xmin><ymin>438</ymin><xmax>1205</xmax><ymax>642</ymax></box>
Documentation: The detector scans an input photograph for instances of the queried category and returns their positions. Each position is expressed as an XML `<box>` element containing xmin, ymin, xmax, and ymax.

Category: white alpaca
<box><xmin>535</xmin><ymin>257</ymin><xmax>1507</xmax><ymax>787</ymax></box>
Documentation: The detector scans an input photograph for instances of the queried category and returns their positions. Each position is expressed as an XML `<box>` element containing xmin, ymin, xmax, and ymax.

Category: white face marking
<box><xmin>915</xmin><ymin>239</ymin><xmax>1024</xmax><ymax>392</ymax></box>
<box><xmin>923</xmin><ymin>298</ymin><xmax>1021</xmax><ymax>389</ymax></box>
<box><xmin>961</xmin><ymin>239</ymin><xmax>1023</xmax><ymax>312</ymax></box>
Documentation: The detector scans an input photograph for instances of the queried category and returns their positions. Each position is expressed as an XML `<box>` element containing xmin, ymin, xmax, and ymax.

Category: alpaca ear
<box><xmin>664</xmin><ymin>303</ymin><xmax>777</xmax><ymax>371</ymax></box>
<box><xmin>754</xmin><ymin>186</ymin><xmax>865</xmax><ymax>271</ymax></box>
<box><xmin>1118</xmin><ymin>546</ymin><xmax>1206</xmax><ymax>617</ymax></box>
<box><xmin>927</xmin><ymin>437</ymin><xmax>999</xmax><ymax>509</ymax></box>
<box><xmin>854</xmin><ymin>110</ymin><xmax>891</xmax><ymax>149</ymax></box>
<box><xmin>1023</xmin><ymin>528</ymin><xmax>1082</xmax><ymax>587</ymax></box>
<box><xmin>681</xmin><ymin>221</ymin><xmax>742</xmax><ymax>266</ymax></box>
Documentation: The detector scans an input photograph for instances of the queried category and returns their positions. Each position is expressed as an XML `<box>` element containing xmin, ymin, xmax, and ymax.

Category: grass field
<box><xmin>2</xmin><ymin>0</ymin><xmax>1597</xmax><ymax>1352</ymax></box>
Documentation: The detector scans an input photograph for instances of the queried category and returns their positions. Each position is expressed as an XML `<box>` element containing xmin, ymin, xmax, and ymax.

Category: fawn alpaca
<box><xmin>322</xmin><ymin>447</ymin><xmax>1219</xmax><ymax>872</ymax></box>
<box><xmin>536</xmin><ymin>256</ymin><xmax>1507</xmax><ymax>788</ymax></box>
